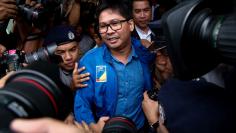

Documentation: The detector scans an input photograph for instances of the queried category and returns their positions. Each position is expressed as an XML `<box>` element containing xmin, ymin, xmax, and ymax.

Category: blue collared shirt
<box><xmin>74</xmin><ymin>38</ymin><xmax>154</xmax><ymax>127</ymax></box>
<box><xmin>111</xmin><ymin>46</ymin><xmax>145</xmax><ymax>129</ymax></box>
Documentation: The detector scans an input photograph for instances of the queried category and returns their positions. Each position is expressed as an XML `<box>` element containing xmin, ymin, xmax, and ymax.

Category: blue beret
<box><xmin>44</xmin><ymin>25</ymin><xmax>76</xmax><ymax>46</ymax></box>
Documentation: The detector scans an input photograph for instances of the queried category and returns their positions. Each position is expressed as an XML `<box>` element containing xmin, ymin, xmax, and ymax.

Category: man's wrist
<box><xmin>148</xmin><ymin>116</ymin><xmax>159</xmax><ymax>126</ymax></box>
<box><xmin>150</xmin><ymin>120</ymin><xmax>159</xmax><ymax>129</ymax></box>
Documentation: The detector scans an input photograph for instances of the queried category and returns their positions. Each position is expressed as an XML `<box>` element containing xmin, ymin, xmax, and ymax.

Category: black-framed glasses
<box><xmin>150</xmin><ymin>45</ymin><xmax>168</xmax><ymax>56</ymax></box>
<box><xmin>98</xmin><ymin>19</ymin><xmax>129</xmax><ymax>34</ymax></box>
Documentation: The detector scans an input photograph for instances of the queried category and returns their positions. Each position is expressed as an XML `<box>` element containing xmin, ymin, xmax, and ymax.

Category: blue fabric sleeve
<box><xmin>73</xmin><ymin>60</ymin><xmax>95</xmax><ymax>124</ymax></box>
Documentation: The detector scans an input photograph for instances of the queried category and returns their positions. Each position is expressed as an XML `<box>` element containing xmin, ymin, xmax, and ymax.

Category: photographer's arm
<box><xmin>142</xmin><ymin>91</ymin><xmax>159</xmax><ymax>125</ymax></box>
<box><xmin>11</xmin><ymin>118</ymin><xmax>91</xmax><ymax>133</ymax></box>
<box><xmin>142</xmin><ymin>91</ymin><xmax>169</xmax><ymax>133</ymax></box>
<box><xmin>15</xmin><ymin>15</ymin><xmax>43</xmax><ymax>52</ymax></box>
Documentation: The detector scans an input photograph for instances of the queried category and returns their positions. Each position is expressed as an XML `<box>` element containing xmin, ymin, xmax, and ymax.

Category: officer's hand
<box><xmin>72</xmin><ymin>62</ymin><xmax>90</xmax><ymax>90</ymax></box>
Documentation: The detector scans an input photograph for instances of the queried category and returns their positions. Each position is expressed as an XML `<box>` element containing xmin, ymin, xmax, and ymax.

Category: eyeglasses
<box><xmin>150</xmin><ymin>45</ymin><xmax>168</xmax><ymax>56</ymax></box>
<box><xmin>98</xmin><ymin>19</ymin><xmax>129</xmax><ymax>34</ymax></box>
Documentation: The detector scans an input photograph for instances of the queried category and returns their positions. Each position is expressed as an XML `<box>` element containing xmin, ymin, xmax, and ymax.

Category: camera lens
<box><xmin>102</xmin><ymin>116</ymin><xmax>138</xmax><ymax>133</ymax></box>
<box><xmin>24</xmin><ymin>43</ymin><xmax>58</xmax><ymax>64</ymax></box>
<box><xmin>0</xmin><ymin>61</ymin><xmax>73</xmax><ymax>131</ymax></box>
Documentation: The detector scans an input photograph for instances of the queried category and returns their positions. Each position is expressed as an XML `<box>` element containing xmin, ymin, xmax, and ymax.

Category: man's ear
<box><xmin>128</xmin><ymin>19</ymin><xmax>135</xmax><ymax>32</ymax></box>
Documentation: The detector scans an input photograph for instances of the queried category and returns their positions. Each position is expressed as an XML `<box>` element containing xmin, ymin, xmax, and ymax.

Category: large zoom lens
<box><xmin>162</xmin><ymin>0</ymin><xmax>236</xmax><ymax>80</ymax></box>
<box><xmin>24</xmin><ymin>43</ymin><xmax>61</xmax><ymax>64</ymax></box>
<box><xmin>0</xmin><ymin>61</ymin><xmax>73</xmax><ymax>132</ymax></box>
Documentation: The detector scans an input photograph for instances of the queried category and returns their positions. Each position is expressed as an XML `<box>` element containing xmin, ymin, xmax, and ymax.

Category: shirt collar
<box><xmin>104</xmin><ymin>45</ymin><xmax>138</xmax><ymax>64</ymax></box>
<box><xmin>135</xmin><ymin>25</ymin><xmax>152</xmax><ymax>36</ymax></box>
<box><xmin>128</xmin><ymin>45</ymin><xmax>138</xmax><ymax>60</ymax></box>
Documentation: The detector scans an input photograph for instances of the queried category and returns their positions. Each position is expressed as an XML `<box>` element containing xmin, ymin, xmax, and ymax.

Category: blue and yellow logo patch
<box><xmin>96</xmin><ymin>65</ymin><xmax>107</xmax><ymax>82</ymax></box>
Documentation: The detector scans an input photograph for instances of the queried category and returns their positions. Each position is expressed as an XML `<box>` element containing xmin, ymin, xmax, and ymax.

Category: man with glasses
<box><xmin>74</xmin><ymin>1</ymin><xmax>154</xmax><ymax>132</ymax></box>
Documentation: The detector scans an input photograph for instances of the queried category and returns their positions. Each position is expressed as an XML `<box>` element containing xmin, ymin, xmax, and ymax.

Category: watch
<box><xmin>150</xmin><ymin>120</ymin><xmax>159</xmax><ymax>129</ymax></box>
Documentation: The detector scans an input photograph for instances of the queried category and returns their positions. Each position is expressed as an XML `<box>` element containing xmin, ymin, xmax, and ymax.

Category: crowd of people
<box><xmin>0</xmin><ymin>0</ymin><xmax>236</xmax><ymax>133</ymax></box>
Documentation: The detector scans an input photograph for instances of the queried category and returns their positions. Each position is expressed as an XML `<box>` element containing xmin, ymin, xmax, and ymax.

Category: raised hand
<box><xmin>89</xmin><ymin>116</ymin><xmax>110</xmax><ymax>133</ymax></box>
<box><xmin>72</xmin><ymin>62</ymin><xmax>90</xmax><ymax>90</ymax></box>
<box><xmin>142</xmin><ymin>91</ymin><xmax>159</xmax><ymax>125</ymax></box>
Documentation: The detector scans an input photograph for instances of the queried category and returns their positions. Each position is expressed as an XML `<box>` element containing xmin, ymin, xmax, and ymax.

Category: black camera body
<box><xmin>16</xmin><ymin>0</ymin><xmax>63</xmax><ymax>29</ymax></box>
<box><xmin>147</xmin><ymin>89</ymin><xmax>159</xmax><ymax>101</ymax></box>
<box><xmin>0</xmin><ymin>50</ymin><xmax>25</xmax><ymax>72</ymax></box>
<box><xmin>0</xmin><ymin>43</ymin><xmax>60</xmax><ymax>75</ymax></box>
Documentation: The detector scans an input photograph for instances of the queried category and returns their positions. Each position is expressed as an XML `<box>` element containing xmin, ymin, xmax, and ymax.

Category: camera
<box><xmin>16</xmin><ymin>0</ymin><xmax>63</xmax><ymax>29</ymax></box>
<box><xmin>0</xmin><ymin>50</ymin><xmax>25</xmax><ymax>72</ymax></box>
<box><xmin>24</xmin><ymin>42</ymin><xmax>61</xmax><ymax>64</ymax></box>
<box><xmin>0</xmin><ymin>61</ymin><xmax>73</xmax><ymax>132</ymax></box>
<box><xmin>147</xmin><ymin>89</ymin><xmax>159</xmax><ymax>101</ymax></box>
<box><xmin>102</xmin><ymin>116</ymin><xmax>138</xmax><ymax>133</ymax></box>
<box><xmin>0</xmin><ymin>43</ymin><xmax>60</xmax><ymax>75</ymax></box>
<box><xmin>162</xmin><ymin>0</ymin><xmax>236</xmax><ymax>80</ymax></box>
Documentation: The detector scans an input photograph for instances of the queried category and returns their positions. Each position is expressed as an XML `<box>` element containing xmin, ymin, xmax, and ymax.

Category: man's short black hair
<box><xmin>132</xmin><ymin>0</ymin><xmax>152</xmax><ymax>7</ymax></box>
<box><xmin>95</xmin><ymin>0</ymin><xmax>133</xmax><ymax>22</ymax></box>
